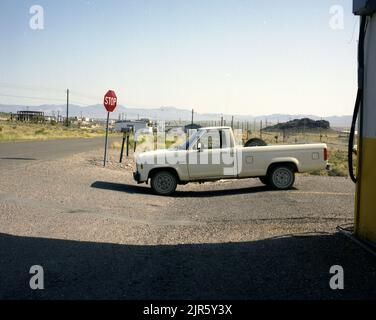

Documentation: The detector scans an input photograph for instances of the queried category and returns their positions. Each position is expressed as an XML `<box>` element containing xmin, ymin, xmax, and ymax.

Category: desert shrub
<box><xmin>310</xmin><ymin>170</ymin><xmax>325</xmax><ymax>176</ymax></box>
<box><xmin>35</xmin><ymin>128</ymin><xmax>46</xmax><ymax>135</ymax></box>
<box><xmin>328</xmin><ymin>167</ymin><xmax>347</xmax><ymax>177</ymax></box>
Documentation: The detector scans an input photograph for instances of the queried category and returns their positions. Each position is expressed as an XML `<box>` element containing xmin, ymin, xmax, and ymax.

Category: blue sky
<box><xmin>0</xmin><ymin>0</ymin><xmax>358</xmax><ymax>116</ymax></box>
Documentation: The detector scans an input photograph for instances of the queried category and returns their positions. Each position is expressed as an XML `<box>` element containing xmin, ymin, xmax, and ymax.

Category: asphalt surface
<box><xmin>0</xmin><ymin>137</ymin><xmax>115</xmax><ymax>169</ymax></box>
<box><xmin>0</xmin><ymin>139</ymin><xmax>375</xmax><ymax>300</ymax></box>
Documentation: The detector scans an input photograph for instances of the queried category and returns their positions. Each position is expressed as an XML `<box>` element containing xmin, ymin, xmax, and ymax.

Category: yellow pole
<box><xmin>354</xmin><ymin>16</ymin><xmax>376</xmax><ymax>243</ymax></box>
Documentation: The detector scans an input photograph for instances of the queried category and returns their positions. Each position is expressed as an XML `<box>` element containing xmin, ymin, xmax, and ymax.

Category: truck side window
<box><xmin>208</xmin><ymin>136</ymin><xmax>213</xmax><ymax>150</ymax></box>
<box><xmin>221</xmin><ymin>129</ymin><xmax>234</xmax><ymax>148</ymax></box>
<box><xmin>199</xmin><ymin>130</ymin><xmax>221</xmax><ymax>150</ymax></box>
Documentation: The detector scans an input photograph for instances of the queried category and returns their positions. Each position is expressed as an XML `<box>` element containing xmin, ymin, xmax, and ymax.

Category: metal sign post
<box><xmin>103</xmin><ymin>90</ymin><xmax>118</xmax><ymax>167</ymax></box>
<box><xmin>104</xmin><ymin>111</ymin><xmax>110</xmax><ymax>167</ymax></box>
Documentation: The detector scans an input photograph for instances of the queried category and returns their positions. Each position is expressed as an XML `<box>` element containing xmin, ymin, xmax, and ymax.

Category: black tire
<box><xmin>151</xmin><ymin>170</ymin><xmax>178</xmax><ymax>196</ymax></box>
<box><xmin>244</xmin><ymin>138</ymin><xmax>267</xmax><ymax>147</ymax></box>
<box><xmin>259</xmin><ymin>176</ymin><xmax>269</xmax><ymax>185</ymax></box>
<box><xmin>267</xmin><ymin>165</ymin><xmax>295</xmax><ymax>190</ymax></box>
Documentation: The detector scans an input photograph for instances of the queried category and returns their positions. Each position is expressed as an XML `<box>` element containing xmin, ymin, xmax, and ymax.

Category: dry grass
<box><xmin>254</xmin><ymin>130</ymin><xmax>347</xmax><ymax>149</ymax></box>
<box><xmin>0</xmin><ymin>121</ymin><xmax>120</xmax><ymax>142</ymax></box>
<box><xmin>307</xmin><ymin>149</ymin><xmax>349</xmax><ymax>177</ymax></box>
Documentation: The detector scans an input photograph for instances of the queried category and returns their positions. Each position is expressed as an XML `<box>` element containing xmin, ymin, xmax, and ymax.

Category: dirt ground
<box><xmin>1</xmin><ymin>144</ymin><xmax>375</xmax><ymax>299</ymax></box>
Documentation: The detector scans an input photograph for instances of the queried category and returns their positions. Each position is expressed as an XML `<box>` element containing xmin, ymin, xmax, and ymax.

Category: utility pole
<box><xmin>191</xmin><ymin>109</ymin><xmax>194</xmax><ymax>126</ymax></box>
<box><xmin>231</xmin><ymin>116</ymin><xmax>234</xmax><ymax>129</ymax></box>
<box><xmin>66</xmin><ymin>89</ymin><xmax>70</xmax><ymax>127</ymax></box>
<box><xmin>303</xmin><ymin>120</ymin><xmax>306</xmax><ymax>142</ymax></box>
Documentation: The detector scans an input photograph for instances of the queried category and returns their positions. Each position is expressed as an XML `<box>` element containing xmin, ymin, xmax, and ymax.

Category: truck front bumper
<box><xmin>133</xmin><ymin>171</ymin><xmax>141</xmax><ymax>183</ymax></box>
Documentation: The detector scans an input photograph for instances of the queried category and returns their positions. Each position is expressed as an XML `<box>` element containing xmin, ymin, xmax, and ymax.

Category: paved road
<box><xmin>0</xmin><ymin>137</ymin><xmax>115</xmax><ymax>169</ymax></box>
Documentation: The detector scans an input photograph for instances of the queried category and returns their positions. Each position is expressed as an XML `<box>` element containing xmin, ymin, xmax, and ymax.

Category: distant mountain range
<box><xmin>0</xmin><ymin>104</ymin><xmax>352</xmax><ymax>127</ymax></box>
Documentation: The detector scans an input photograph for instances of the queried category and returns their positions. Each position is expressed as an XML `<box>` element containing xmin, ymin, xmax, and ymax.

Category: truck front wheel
<box><xmin>268</xmin><ymin>165</ymin><xmax>295</xmax><ymax>190</ymax></box>
<box><xmin>151</xmin><ymin>171</ymin><xmax>178</xmax><ymax>196</ymax></box>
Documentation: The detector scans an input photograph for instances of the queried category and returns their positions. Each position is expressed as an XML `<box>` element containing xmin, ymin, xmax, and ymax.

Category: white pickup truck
<box><xmin>133</xmin><ymin>127</ymin><xmax>329</xmax><ymax>195</ymax></box>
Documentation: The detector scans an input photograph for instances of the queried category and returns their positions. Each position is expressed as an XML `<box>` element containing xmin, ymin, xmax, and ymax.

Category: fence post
<box><xmin>119</xmin><ymin>132</ymin><xmax>126</xmax><ymax>163</ymax></box>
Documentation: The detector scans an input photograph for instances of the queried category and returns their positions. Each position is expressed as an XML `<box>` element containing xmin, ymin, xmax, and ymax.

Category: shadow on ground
<box><xmin>90</xmin><ymin>181</ymin><xmax>293</xmax><ymax>197</ymax></box>
<box><xmin>1</xmin><ymin>232</ymin><xmax>375</xmax><ymax>300</ymax></box>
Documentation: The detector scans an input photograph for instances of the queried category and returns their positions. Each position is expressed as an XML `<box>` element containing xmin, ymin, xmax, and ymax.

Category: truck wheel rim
<box><xmin>272</xmin><ymin>168</ymin><xmax>292</xmax><ymax>188</ymax></box>
<box><xmin>155</xmin><ymin>174</ymin><xmax>174</xmax><ymax>193</ymax></box>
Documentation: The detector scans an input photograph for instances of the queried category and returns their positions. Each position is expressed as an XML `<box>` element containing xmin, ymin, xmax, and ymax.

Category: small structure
<box><xmin>16</xmin><ymin>111</ymin><xmax>45</xmax><ymax>123</ymax></box>
<box><xmin>0</xmin><ymin>113</ymin><xmax>10</xmax><ymax>121</ymax></box>
<box><xmin>339</xmin><ymin>130</ymin><xmax>358</xmax><ymax>138</ymax></box>
<box><xmin>115</xmin><ymin>119</ymin><xmax>151</xmax><ymax>133</ymax></box>
<box><xmin>184</xmin><ymin>123</ymin><xmax>201</xmax><ymax>132</ymax></box>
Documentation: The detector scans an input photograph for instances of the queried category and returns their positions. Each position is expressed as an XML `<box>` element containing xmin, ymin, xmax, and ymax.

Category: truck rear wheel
<box><xmin>151</xmin><ymin>171</ymin><xmax>178</xmax><ymax>196</ymax></box>
<box><xmin>267</xmin><ymin>165</ymin><xmax>295</xmax><ymax>190</ymax></box>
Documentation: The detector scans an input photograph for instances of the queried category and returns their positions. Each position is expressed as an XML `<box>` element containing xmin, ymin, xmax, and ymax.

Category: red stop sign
<box><xmin>103</xmin><ymin>90</ymin><xmax>117</xmax><ymax>112</ymax></box>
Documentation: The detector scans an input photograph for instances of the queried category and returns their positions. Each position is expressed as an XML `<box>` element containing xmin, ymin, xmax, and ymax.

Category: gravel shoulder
<box><xmin>0</xmin><ymin>146</ymin><xmax>355</xmax><ymax>244</ymax></box>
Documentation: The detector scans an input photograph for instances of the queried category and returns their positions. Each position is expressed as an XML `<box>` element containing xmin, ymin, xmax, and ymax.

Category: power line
<box><xmin>0</xmin><ymin>93</ymin><xmax>66</xmax><ymax>103</ymax></box>
<box><xmin>0</xmin><ymin>82</ymin><xmax>64</xmax><ymax>94</ymax></box>
<box><xmin>0</xmin><ymin>82</ymin><xmax>148</xmax><ymax>107</ymax></box>
<box><xmin>0</xmin><ymin>86</ymin><xmax>144</xmax><ymax>108</ymax></box>
<box><xmin>69</xmin><ymin>90</ymin><xmax>100</xmax><ymax>103</ymax></box>
<box><xmin>0</xmin><ymin>93</ymin><xmax>99</xmax><ymax>107</ymax></box>
<box><xmin>0</xmin><ymin>83</ymin><xmax>100</xmax><ymax>104</ymax></box>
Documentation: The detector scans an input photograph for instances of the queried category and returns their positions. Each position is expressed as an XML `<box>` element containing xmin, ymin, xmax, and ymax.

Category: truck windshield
<box><xmin>169</xmin><ymin>131</ymin><xmax>201</xmax><ymax>150</ymax></box>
